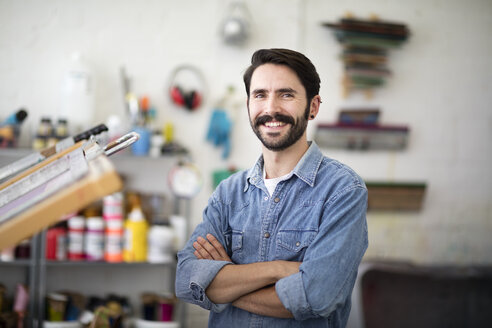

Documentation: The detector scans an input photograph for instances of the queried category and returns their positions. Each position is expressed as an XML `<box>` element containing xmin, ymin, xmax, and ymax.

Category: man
<box><xmin>176</xmin><ymin>48</ymin><xmax>368</xmax><ymax>327</ymax></box>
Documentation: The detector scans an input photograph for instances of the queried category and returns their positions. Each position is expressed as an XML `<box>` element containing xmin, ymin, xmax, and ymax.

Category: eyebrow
<box><xmin>277</xmin><ymin>88</ymin><xmax>297</xmax><ymax>95</ymax></box>
<box><xmin>251</xmin><ymin>88</ymin><xmax>298</xmax><ymax>96</ymax></box>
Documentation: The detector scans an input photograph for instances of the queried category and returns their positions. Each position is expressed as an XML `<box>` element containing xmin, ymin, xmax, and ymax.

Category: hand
<box><xmin>193</xmin><ymin>233</ymin><xmax>232</xmax><ymax>262</ymax></box>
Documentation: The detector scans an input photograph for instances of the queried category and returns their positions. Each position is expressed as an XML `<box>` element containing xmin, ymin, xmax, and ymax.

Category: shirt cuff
<box><xmin>275</xmin><ymin>272</ymin><xmax>314</xmax><ymax>320</ymax></box>
<box><xmin>190</xmin><ymin>259</ymin><xmax>231</xmax><ymax>312</ymax></box>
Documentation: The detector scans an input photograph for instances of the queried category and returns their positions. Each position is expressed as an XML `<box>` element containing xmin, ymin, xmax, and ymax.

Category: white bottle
<box><xmin>68</xmin><ymin>216</ymin><xmax>85</xmax><ymax>261</ymax></box>
<box><xmin>147</xmin><ymin>225</ymin><xmax>175</xmax><ymax>263</ymax></box>
<box><xmin>170</xmin><ymin>215</ymin><xmax>187</xmax><ymax>252</ymax></box>
<box><xmin>59</xmin><ymin>52</ymin><xmax>95</xmax><ymax>132</ymax></box>
<box><xmin>85</xmin><ymin>216</ymin><xmax>104</xmax><ymax>261</ymax></box>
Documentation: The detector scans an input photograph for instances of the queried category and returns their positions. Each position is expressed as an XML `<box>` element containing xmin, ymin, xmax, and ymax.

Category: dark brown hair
<box><xmin>243</xmin><ymin>48</ymin><xmax>321</xmax><ymax>102</ymax></box>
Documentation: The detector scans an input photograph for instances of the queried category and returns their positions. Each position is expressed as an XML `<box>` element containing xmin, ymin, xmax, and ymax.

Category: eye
<box><xmin>254</xmin><ymin>92</ymin><xmax>265</xmax><ymax>99</ymax></box>
<box><xmin>282</xmin><ymin>93</ymin><xmax>294</xmax><ymax>98</ymax></box>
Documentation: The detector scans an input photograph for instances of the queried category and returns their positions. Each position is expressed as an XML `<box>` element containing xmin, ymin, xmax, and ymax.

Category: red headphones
<box><xmin>169</xmin><ymin>65</ymin><xmax>205</xmax><ymax>111</ymax></box>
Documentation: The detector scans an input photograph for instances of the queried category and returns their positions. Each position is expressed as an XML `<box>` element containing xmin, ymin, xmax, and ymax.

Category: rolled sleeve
<box><xmin>175</xmin><ymin>192</ymin><xmax>233</xmax><ymax>313</ymax></box>
<box><xmin>275</xmin><ymin>272</ymin><xmax>314</xmax><ymax>320</ymax></box>
<box><xmin>188</xmin><ymin>258</ymin><xmax>231</xmax><ymax>312</ymax></box>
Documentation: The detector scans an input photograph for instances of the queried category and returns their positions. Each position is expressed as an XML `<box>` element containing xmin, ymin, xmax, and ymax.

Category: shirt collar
<box><xmin>244</xmin><ymin>141</ymin><xmax>323</xmax><ymax>192</ymax></box>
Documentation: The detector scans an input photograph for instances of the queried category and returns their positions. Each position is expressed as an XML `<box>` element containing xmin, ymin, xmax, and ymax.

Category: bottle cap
<box><xmin>86</xmin><ymin>217</ymin><xmax>104</xmax><ymax>230</ymax></box>
<box><xmin>68</xmin><ymin>216</ymin><xmax>85</xmax><ymax>229</ymax></box>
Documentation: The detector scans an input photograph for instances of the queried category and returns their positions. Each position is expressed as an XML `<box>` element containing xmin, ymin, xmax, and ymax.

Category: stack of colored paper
<box><xmin>323</xmin><ymin>17</ymin><xmax>410</xmax><ymax>95</ymax></box>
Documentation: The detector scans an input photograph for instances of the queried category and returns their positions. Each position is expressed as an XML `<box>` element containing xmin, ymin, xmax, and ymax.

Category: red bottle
<box><xmin>45</xmin><ymin>224</ymin><xmax>67</xmax><ymax>260</ymax></box>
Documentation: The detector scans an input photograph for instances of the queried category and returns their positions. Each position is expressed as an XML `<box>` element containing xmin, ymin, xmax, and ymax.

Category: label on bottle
<box><xmin>85</xmin><ymin>230</ymin><xmax>104</xmax><ymax>261</ymax></box>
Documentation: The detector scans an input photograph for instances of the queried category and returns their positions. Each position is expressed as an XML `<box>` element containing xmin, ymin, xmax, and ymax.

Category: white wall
<box><xmin>1</xmin><ymin>0</ymin><xmax>492</xmax><ymax>325</ymax></box>
<box><xmin>304</xmin><ymin>0</ymin><xmax>492</xmax><ymax>265</ymax></box>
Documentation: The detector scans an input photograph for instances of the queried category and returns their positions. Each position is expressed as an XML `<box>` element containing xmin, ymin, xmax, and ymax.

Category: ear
<box><xmin>309</xmin><ymin>95</ymin><xmax>321</xmax><ymax>120</ymax></box>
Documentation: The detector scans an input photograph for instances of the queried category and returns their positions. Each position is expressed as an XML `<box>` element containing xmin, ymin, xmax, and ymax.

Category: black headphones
<box><xmin>169</xmin><ymin>65</ymin><xmax>205</xmax><ymax>111</ymax></box>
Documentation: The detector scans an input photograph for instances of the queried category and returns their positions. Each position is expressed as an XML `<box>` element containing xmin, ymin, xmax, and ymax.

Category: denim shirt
<box><xmin>176</xmin><ymin>142</ymin><xmax>368</xmax><ymax>328</ymax></box>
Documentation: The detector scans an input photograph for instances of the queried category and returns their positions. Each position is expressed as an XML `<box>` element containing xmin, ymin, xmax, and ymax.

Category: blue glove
<box><xmin>206</xmin><ymin>108</ymin><xmax>232</xmax><ymax>159</ymax></box>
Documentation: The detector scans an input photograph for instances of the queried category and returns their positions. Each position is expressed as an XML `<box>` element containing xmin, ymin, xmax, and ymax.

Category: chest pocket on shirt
<box><xmin>229</xmin><ymin>230</ymin><xmax>243</xmax><ymax>263</ymax></box>
<box><xmin>276</xmin><ymin>230</ymin><xmax>317</xmax><ymax>261</ymax></box>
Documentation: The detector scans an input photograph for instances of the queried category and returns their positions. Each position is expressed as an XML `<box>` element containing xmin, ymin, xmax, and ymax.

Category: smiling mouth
<box><xmin>264</xmin><ymin>121</ymin><xmax>287</xmax><ymax>128</ymax></box>
<box><xmin>255</xmin><ymin>113</ymin><xmax>295</xmax><ymax>130</ymax></box>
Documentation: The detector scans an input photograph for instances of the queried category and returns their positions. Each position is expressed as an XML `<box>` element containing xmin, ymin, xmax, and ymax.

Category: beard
<box><xmin>249</xmin><ymin>105</ymin><xmax>310</xmax><ymax>151</ymax></box>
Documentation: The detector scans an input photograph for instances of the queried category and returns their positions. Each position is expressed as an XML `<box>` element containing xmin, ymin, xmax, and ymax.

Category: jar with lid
<box><xmin>55</xmin><ymin>118</ymin><xmax>69</xmax><ymax>140</ymax></box>
<box><xmin>32</xmin><ymin>117</ymin><xmax>54</xmax><ymax>150</ymax></box>
<box><xmin>38</xmin><ymin>117</ymin><xmax>53</xmax><ymax>137</ymax></box>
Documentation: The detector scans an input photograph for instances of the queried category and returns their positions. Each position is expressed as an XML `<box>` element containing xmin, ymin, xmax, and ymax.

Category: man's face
<box><xmin>248</xmin><ymin>63</ymin><xmax>310</xmax><ymax>151</ymax></box>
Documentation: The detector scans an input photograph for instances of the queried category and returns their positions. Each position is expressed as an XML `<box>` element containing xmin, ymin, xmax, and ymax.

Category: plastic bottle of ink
<box><xmin>67</xmin><ymin>216</ymin><xmax>85</xmax><ymax>261</ymax></box>
<box><xmin>123</xmin><ymin>195</ymin><xmax>148</xmax><ymax>262</ymax></box>
<box><xmin>45</xmin><ymin>223</ymin><xmax>66</xmax><ymax>261</ymax></box>
<box><xmin>147</xmin><ymin>224</ymin><xmax>175</xmax><ymax>263</ymax></box>
<box><xmin>105</xmin><ymin>219</ymin><xmax>123</xmax><ymax>262</ymax></box>
<box><xmin>85</xmin><ymin>216</ymin><xmax>104</xmax><ymax>261</ymax></box>
<box><xmin>103</xmin><ymin>192</ymin><xmax>124</xmax><ymax>220</ymax></box>
<box><xmin>103</xmin><ymin>192</ymin><xmax>124</xmax><ymax>262</ymax></box>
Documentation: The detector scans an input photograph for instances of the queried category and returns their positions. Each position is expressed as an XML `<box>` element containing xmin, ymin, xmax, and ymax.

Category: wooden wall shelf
<box><xmin>365</xmin><ymin>181</ymin><xmax>427</xmax><ymax>211</ymax></box>
<box><xmin>315</xmin><ymin>123</ymin><xmax>409</xmax><ymax>150</ymax></box>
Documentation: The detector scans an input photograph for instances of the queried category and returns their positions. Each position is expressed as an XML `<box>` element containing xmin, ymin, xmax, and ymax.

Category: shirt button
<box><xmin>264</xmin><ymin>196</ymin><xmax>269</xmax><ymax>201</ymax></box>
<box><xmin>264</xmin><ymin>232</ymin><xmax>270</xmax><ymax>238</ymax></box>
<box><xmin>295</xmin><ymin>241</ymin><xmax>301</xmax><ymax>247</ymax></box>
<box><xmin>274</xmin><ymin>197</ymin><xmax>280</xmax><ymax>203</ymax></box>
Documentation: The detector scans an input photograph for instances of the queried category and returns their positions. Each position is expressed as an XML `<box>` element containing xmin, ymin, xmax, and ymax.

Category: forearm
<box><xmin>206</xmin><ymin>261</ymin><xmax>280</xmax><ymax>304</ymax></box>
<box><xmin>194</xmin><ymin>234</ymin><xmax>301</xmax><ymax>305</ymax></box>
<box><xmin>232</xmin><ymin>285</ymin><xmax>293</xmax><ymax>318</ymax></box>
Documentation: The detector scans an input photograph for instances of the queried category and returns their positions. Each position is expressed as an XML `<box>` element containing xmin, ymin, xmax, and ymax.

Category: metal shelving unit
<box><xmin>0</xmin><ymin>148</ymin><xmax>190</xmax><ymax>328</ymax></box>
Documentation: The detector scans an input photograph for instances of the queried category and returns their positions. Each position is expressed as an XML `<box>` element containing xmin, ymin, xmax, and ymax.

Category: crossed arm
<box><xmin>193</xmin><ymin>234</ymin><xmax>300</xmax><ymax>318</ymax></box>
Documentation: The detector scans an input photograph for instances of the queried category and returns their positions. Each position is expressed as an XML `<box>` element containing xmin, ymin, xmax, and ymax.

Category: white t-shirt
<box><xmin>263</xmin><ymin>168</ymin><xmax>294</xmax><ymax>196</ymax></box>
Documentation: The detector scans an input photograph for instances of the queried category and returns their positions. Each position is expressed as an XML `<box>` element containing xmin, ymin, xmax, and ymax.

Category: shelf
<box><xmin>0</xmin><ymin>148</ymin><xmax>33</xmax><ymax>168</ymax></box>
<box><xmin>366</xmin><ymin>181</ymin><xmax>427</xmax><ymax>211</ymax></box>
<box><xmin>42</xmin><ymin>260</ymin><xmax>176</xmax><ymax>267</ymax></box>
<box><xmin>0</xmin><ymin>259</ymin><xmax>31</xmax><ymax>266</ymax></box>
<box><xmin>0</xmin><ymin>147</ymin><xmax>32</xmax><ymax>155</ymax></box>
<box><xmin>314</xmin><ymin>123</ymin><xmax>409</xmax><ymax>150</ymax></box>
<box><xmin>110</xmin><ymin>149</ymin><xmax>184</xmax><ymax>160</ymax></box>
<box><xmin>0</xmin><ymin>147</ymin><xmax>188</xmax><ymax>327</ymax></box>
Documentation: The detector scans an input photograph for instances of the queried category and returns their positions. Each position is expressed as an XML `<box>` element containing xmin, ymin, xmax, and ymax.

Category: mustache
<box><xmin>255</xmin><ymin>113</ymin><xmax>295</xmax><ymax>127</ymax></box>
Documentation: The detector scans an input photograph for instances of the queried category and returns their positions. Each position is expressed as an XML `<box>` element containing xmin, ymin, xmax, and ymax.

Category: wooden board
<box><xmin>366</xmin><ymin>182</ymin><xmax>427</xmax><ymax>211</ymax></box>
<box><xmin>0</xmin><ymin>151</ymin><xmax>123</xmax><ymax>249</ymax></box>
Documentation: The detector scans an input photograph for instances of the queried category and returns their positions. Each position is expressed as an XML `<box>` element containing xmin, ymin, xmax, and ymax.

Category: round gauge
<box><xmin>168</xmin><ymin>162</ymin><xmax>202</xmax><ymax>198</ymax></box>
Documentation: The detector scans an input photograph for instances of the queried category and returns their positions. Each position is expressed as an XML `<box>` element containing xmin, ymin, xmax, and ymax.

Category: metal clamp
<box><xmin>103</xmin><ymin>131</ymin><xmax>140</xmax><ymax>157</ymax></box>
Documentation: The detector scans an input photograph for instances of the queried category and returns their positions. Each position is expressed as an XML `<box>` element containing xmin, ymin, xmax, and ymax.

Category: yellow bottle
<box><xmin>123</xmin><ymin>197</ymin><xmax>148</xmax><ymax>262</ymax></box>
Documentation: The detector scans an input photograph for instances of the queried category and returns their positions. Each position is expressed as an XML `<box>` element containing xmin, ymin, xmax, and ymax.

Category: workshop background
<box><xmin>1</xmin><ymin>0</ymin><xmax>491</xmax><ymax>327</ymax></box>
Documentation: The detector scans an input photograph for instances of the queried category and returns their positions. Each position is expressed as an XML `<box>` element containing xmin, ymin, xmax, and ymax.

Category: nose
<box><xmin>265</xmin><ymin>95</ymin><xmax>279</xmax><ymax>115</ymax></box>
